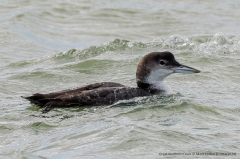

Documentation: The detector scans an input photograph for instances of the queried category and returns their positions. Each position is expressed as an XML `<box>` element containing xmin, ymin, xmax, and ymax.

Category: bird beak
<box><xmin>172</xmin><ymin>64</ymin><xmax>200</xmax><ymax>74</ymax></box>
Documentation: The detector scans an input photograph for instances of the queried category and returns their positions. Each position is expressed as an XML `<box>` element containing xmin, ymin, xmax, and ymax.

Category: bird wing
<box><xmin>23</xmin><ymin>82</ymin><xmax>126</xmax><ymax>107</ymax></box>
<box><xmin>42</xmin><ymin>87</ymin><xmax>150</xmax><ymax>113</ymax></box>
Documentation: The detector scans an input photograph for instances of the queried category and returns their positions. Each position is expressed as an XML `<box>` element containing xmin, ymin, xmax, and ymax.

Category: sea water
<box><xmin>0</xmin><ymin>0</ymin><xmax>240</xmax><ymax>158</ymax></box>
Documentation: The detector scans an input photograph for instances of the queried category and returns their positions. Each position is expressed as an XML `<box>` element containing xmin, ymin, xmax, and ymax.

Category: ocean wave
<box><xmin>5</xmin><ymin>33</ymin><xmax>240</xmax><ymax>69</ymax></box>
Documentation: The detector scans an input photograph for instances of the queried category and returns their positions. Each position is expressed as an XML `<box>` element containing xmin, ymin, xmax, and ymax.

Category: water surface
<box><xmin>0</xmin><ymin>0</ymin><xmax>240</xmax><ymax>158</ymax></box>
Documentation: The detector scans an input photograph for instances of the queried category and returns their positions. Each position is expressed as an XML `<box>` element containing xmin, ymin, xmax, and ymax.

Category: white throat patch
<box><xmin>146</xmin><ymin>68</ymin><xmax>174</xmax><ymax>94</ymax></box>
<box><xmin>147</xmin><ymin>68</ymin><xmax>173</xmax><ymax>82</ymax></box>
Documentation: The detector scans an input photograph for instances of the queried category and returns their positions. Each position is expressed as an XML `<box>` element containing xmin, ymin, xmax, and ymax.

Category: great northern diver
<box><xmin>23</xmin><ymin>51</ymin><xmax>200</xmax><ymax>113</ymax></box>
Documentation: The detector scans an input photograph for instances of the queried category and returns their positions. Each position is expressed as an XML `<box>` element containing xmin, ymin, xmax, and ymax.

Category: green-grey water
<box><xmin>1</xmin><ymin>0</ymin><xmax>240</xmax><ymax>158</ymax></box>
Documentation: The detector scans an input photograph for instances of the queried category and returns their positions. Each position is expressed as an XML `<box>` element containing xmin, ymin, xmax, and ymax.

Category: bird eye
<box><xmin>159</xmin><ymin>61</ymin><xmax>165</xmax><ymax>65</ymax></box>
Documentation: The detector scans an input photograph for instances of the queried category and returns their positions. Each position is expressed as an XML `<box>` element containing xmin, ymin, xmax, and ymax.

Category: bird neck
<box><xmin>137</xmin><ymin>80</ymin><xmax>172</xmax><ymax>94</ymax></box>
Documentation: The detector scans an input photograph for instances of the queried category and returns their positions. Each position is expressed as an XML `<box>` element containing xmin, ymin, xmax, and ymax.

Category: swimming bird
<box><xmin>23</xmin><ymin>51</ymin><xmax>200</xmax><ymax>113</ymax></box>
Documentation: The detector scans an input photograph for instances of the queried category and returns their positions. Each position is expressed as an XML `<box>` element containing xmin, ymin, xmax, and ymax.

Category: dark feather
<box><xmin>22</xmin><ymin>82</ymin><xmax>133</xmax><ymax>112</ymax></box>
